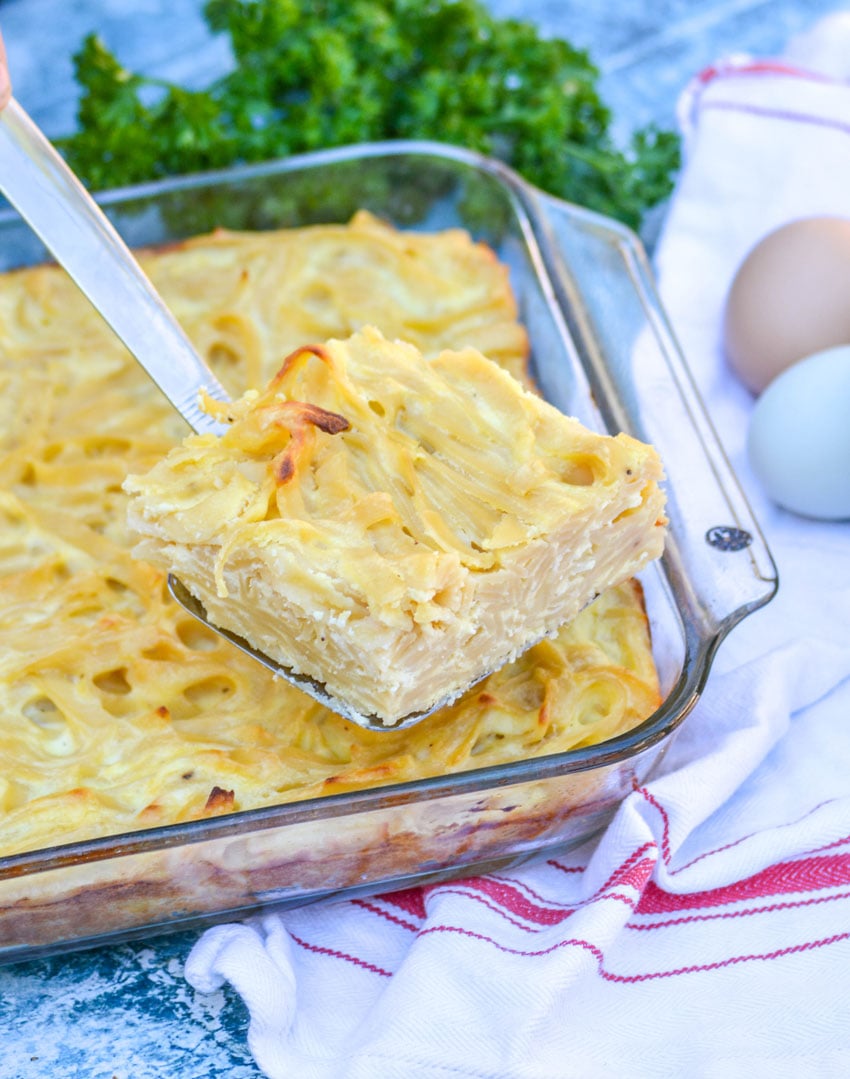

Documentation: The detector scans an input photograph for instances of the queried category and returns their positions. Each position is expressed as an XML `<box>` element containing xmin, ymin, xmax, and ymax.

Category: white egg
<box><xmin>747</xmin><ymin>345</ymin><xmax>850</xmax><ymax>520</ymax></box>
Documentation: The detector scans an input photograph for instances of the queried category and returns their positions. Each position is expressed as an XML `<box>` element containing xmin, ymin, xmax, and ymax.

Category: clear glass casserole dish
<box><xmin>0</xmin><ymin>141</ymin><xmax>777</xmax><ymax>963</ymax></box>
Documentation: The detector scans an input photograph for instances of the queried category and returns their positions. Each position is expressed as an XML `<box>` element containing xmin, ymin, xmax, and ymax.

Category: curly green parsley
<box><xmin>60</xmin><ymin>0</ymin><xmax>679</xmax><ymax>228</ymax></box>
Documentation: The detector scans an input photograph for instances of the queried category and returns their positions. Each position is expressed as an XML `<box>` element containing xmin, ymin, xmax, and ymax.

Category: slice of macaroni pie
<box><xmin>125</xmin><ymin>326</ymin><xmax>667</xmax><ymax>725</ymax></box>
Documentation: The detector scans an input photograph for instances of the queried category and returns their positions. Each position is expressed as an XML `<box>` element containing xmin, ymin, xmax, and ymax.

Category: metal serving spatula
<box><xmin>0</xmin><ymin>97</ymin><xmax>426</xmax><ymax>732</ymax></box>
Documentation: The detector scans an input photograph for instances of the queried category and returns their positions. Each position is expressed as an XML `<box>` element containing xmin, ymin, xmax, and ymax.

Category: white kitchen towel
<box><xmin>184</xmin><ymin>20</ymin><xmax>850</xmax><ymax>1079</ymax></box>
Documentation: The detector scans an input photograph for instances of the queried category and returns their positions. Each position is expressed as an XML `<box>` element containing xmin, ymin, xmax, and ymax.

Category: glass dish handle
<box><xmin>527</xmin><ymin>189</ymin><xmax>778</xmax><ymax>644</ymax></box>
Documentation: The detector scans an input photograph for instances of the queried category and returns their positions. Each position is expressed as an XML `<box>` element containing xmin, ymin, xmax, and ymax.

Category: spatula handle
<box><xmin>0</xmin><ymin>97</ymin><xmax>229</xmax><ymax>436</ymax></box>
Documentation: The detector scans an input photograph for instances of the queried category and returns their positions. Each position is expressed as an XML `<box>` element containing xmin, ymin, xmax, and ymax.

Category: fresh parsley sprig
<box><xmin>59</xmin><ymin>0</ymin><xmax>679</xmax><ymax>228</ymax></box>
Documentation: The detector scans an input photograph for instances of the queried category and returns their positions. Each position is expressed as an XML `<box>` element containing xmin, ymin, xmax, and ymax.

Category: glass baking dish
<box><xmin>0</xmin><ymin>141</ymin><xmax>777</xmax><ymax>963</ymax></box>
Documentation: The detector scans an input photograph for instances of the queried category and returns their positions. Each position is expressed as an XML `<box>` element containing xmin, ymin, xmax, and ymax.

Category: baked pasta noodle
<box><xmin>0</xmin><ymin>214</ymin><xmax>661</xmax><ymax>859</ymax></box>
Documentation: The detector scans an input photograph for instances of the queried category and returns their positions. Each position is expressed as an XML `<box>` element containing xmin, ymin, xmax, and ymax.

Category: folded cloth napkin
<box><xmin>184</xmin><ymin>20</ymin><xmax>850</xmax><ymax>1078</ymax></box>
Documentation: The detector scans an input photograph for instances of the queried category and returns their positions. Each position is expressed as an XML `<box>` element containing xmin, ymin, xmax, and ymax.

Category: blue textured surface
<box><xmin>0</xmin><ymin>933</ymin><xmax>259</xmax><ymax>1078</ymax></box>
<box><xmin>0</xmin><ymin>1</ymin><xmax>846</xmax><ymax>1074</ymax></box>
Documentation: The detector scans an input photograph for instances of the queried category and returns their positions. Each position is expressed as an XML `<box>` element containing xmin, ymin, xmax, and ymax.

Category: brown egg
<box><xmin>723</xmin><ymin>216</ymin><xmax>850</xmax><ymax>393</ymax></box>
